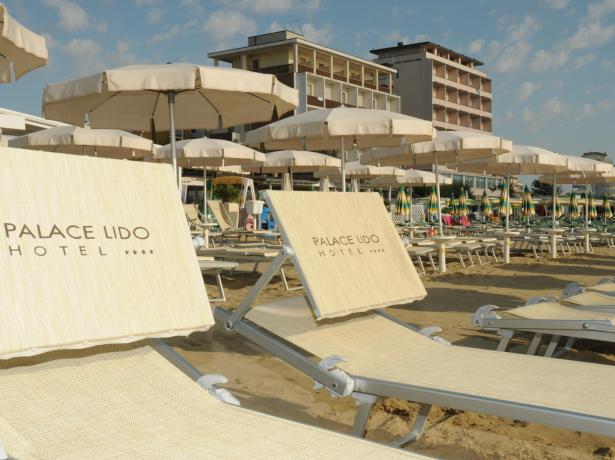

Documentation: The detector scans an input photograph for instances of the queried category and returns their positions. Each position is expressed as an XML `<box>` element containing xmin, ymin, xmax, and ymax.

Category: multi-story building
<box><xmin>208</xmin><ymin>31</ymin><xmax>401</xmax><ymax>116</ymax></box>
<box><xmin>0</xmin><ymin>106</ymin><xmax>66</xmax><ymax>145</ymax></box>
<box><xmin>572</xmin><ymin>151</ymin><xmax>614</xmax><ymax>197</ymax></box>
<box><xmin>370</xmin><ymin>41</ymin><xmax>493</xmax><ymax>133</ymax></box>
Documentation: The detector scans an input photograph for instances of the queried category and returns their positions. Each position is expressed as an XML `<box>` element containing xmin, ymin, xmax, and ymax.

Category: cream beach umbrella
<box><xmin>243</xmin><ymin>150</ymin><xmax>340</xmax><ymax>191</ymax></box>
<box><xmin>314</xmin><ymin>161</ymin><xmax>404</xmax><ymax>193</ymax></box>
<box><xmin>9</xmin><ymin>125</ymin><xmax>153</xmax><ymax>159</ymax></box>
<box><xmin>604</xmin><ymin>195</ymin><xmax>613</xmax><ymax>220</ymax></box>
<box><xmin>244</xmin><ymin>107</ymin><xmax>433</xmax><ymax>191</ymax></box>
<box><xmin>0</xmin><ymin>3</ymin><xmax>47</xmax><ymax>81</ymax></box>
<box><xmin>568</xmin><ymin>193</ymin><xmax>580</xmax><ymax>219</ymax></box>
<box><xmin>43</xmin><ymin>64</ymin><xmax>298</xmax><ymax>184</ymax></box>
<box><xmin>481</xmin><ymin>190</ymin><xmax>492</xmax><ymax>218</ymax></box>
<box><xmin>155</xmin><ymin>137</ymin><xmax>264</xmax><ymax>220</ymax></box>
<box><xmin>364</xmin><ymin>131</ymin><xmax>511</xmax><ymax>235</ymax></box>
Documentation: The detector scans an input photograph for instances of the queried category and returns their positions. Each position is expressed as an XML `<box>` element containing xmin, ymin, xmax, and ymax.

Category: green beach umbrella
<box><xmin>568</xmin><ymin>193</ymin><xmax>580</xmax><ymax>219</ymax></box>
<box><xmin>481</xmin><ymin>189</ymin><xmax>492</xmax><ymax>217</ymax></box>
<box><xmin>395</xmin><ymin>187</ymin><xmax>410</xmax><ymax>217</ymax></box>
<box><xmin>521</xmin><ymin>185</ymin><xmax>535</xmax><ymax>217</ymax></box>
<box><xmin>427</xmin><ymin>187</ymin><xmax>439</xmax><ymax>219</ymax></box>
<box><xmin>553</xmin><ymin>194</ymin><xmax>564</xmax><ymax>218</ymax></box>
<box><xmin>588</xmin><ymin>192</ymin><xmax>597</xmax><ymax>219</ymax></box>
<box><xmin>458</xmin><ymin>187</ymin><xmax>469</xmax><ymax>217</ymax></box>
<box><xmin>499</xmin><ymin>181</ymin><xmax>511</xmax><ymax>216</ymax></box>
<box><xmin>448</xmin><ymin>194</ymin><xmax>458</xmax><ymax>216</ymax></box>
<box><xmin>603</xmin><ymin>195</ymin><xmax>613</xmax><ymax>219</ymax></box>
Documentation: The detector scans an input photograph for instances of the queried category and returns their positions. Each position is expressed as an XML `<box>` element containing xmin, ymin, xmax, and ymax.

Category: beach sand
<box><xmin>169</xmin><ymin>248</ymin><xmax>615</xmax><ymax>459</ymax></box>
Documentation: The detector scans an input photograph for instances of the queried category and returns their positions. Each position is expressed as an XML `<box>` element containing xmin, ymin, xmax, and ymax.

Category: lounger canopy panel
<box><xmin>247</xmin><ymin>297</ymin><xmax>615</xmax><ymax>436</ymax></box>
<box><xmin>0</xmin><ymin>344</ymin><xmax>423</xmax><ymax>460</ymax></box>
<box><xmin>0</xmin><ymin>148</ymin><xmax>213</xmax><ymax>359</ymax></box>
<box><xmin>264</xmin><ymin>191</ymin><xmax>426</xmax><ymax>319</ymax></box>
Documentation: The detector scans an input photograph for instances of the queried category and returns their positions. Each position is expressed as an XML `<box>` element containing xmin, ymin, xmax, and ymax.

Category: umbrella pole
<box><xmin>340</xmin><ymin>137</ymin><xmax>346</xmax><ymax>193</ymax></box>
<box><xmin>551</xmin><ymin>174</ymin><xmax>558</xmax><ymax>258</ymax></box>
<box><xmin>203</xmin><ymin>160</ymin><xmax>209</xmax><ymax>248</ymax></box>
<box><xmin>506</xmin><ymin>165</ymin><xmax>510</xmax><ymax>232</ymax></box>
<box><xmin>434</xmin><ymin>152</ymin><xmax>443</xmax><ymax>236</ymax></box>
<box><xmin>409</xmin><ymin>187</ymin><xmax>414</xmax><ymax>238</ymax></box>
<box><xmin>388</xmin><ymin>187</ymin><xmax>392</xmax><ymax>214</ymax></box>
<box><xmin>167</xmin><ymin>91</ymin><xmax>179</xmax><ymax>187</ymax></box>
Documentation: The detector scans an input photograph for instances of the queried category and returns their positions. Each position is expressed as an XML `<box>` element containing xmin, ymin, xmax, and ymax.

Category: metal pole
<box><xmin>340</xmin><ymin>137</ymin><xmax>346</xmax><ymax>192</ymax></box>
<box><xmin>167</xmin><ymin>91</ymin><xmax>179</xmax><ymax>187</ymax></box>
<box><xmin>551</xmin><ymin>174</ymin><xmax>558</xmax><ymax>258</ymax></box>
<box><xmin>434</xmin><ymin>152</ymin><xmax>443</xmax><ymax>235</ymax></box>
<box><xmin>506</xmin><ymin>164</ymin><xmax>510</xmax><ymax>232</ymax></box>
<box><xmin>585</xmin><ymin>182</ymin><xmax>591</xmax><ymax>252</ymax></box>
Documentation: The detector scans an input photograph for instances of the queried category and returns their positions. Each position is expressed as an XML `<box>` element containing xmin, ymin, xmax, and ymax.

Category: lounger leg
<box><xmin>468</xmin><ymin>252</ymin><xmax>474</xmax><ymax>267</ymax></box>
<box><xmin>544</xmin><ymin>335</ymin><xmax>561</xmax><ymax>358</ymax></box>
<box><xmin>428</xmin><ymin>253</ymin><xmax>436</xmax><ymax>271</ymax></box>
<box><xmin>280</xmin><ymin>267</ymin><xmax>303</xmax><ymax>292</ymax></box>
<box><xmin>496</xmin><ymin>330</ymin><xmax>514</xmax><ymax>352</ymax></box>
<box><xmin>475</xmin><ymin>251</ymin><xmax>483</xmax><ymax>266</ymax></box>
<box><xmin>458</xmin><ymin>252</ymin><xmax>465</xmax><ymax>268</ymax></box>
<box><xmin>351</xmin><ymin>393</ymin><xmax>379</xmax><ymax>438</ymax></box>
<box><xmin>526</xmin><ymin>333</ymin><xmax>543</xmax><ymax>356</ymax></box>
<box><xmin>208</xmin><ymin>272</ymin><xmax>227</xmax><ymax>303</ymax></box>
<box><xmin>553</xmin><ymin>337</ymin><xmax>576</xmax><ymax>358</ymax></box>
<box><xmin>416</xmin><ymin>255</ymin><xmax>426</xmax><ymax>277</ymax></box>
<box><xmin>390</xmin><ymin>403</ymin><xmax>432</xmax><ymax>448</ymax></box>
<box><xmin>491</xmin><ymin>247</ymin><xmax>500</xmax><ymax>262</ymax></box>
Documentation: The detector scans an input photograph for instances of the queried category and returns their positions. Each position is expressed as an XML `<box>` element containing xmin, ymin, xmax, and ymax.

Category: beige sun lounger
<box><xmin>473</xmin><ymin>300</ymin><xmax>615</xmax><ymax>357</ymax></box>
<box><xmin>215</xmin><ymin>191</ymin><xmax>615</xmax><ymax>445</ymax></box>
<box><xmin>198</xmin><ymin>258</ymin><xmax>238</xmax><ymax>302</ymax></box>
<box><xmin>0</xmin><ymin>148</ymin><xmax>425</xmax><ymax>459</ymax></box>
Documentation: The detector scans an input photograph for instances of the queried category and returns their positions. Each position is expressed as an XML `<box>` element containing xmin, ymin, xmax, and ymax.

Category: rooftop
<box><xmin>208</xmin><ymin>30</ymin><xmax>396</xmax><ymax>74</ymax></box>
<box><xmin>370</xmin><ymin>41</ymin><xmax>484</xmax><ymax>67</ymax></box>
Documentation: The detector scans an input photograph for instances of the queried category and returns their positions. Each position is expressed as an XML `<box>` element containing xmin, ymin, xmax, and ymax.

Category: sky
<box><xmin>1</xmin><ymin>0</ymin><xmax>614</xmax><ymax>158</ymax></box>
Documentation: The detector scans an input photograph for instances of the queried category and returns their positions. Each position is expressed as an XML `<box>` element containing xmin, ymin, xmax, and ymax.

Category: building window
<box><xmin>307</xmin><ymin>83</ymin><xmax>314</xmax><ymax>96</ymax></box>
<box><xmin>452</xmin><ymin>174</ymin><xmax>462</xmax><ymax>184</ymax></box>
<box><xmin>341</xmin><ymin>91</ymin><xmax>347</xmax><ymax>104</ymax></box>
<box><xmin>252</xmin><ymin>59</ymin><xmax>259</xmax><ymax>71</ymax></box>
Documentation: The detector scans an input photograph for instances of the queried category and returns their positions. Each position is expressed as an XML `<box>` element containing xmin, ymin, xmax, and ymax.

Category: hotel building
<box><xmin>370</xmin><ymin>41</ymin><xmax>493</xmax><ymax>133</ymax></box>
<box><xmin>208</xmin><ymin>31</ymin><xmax>401</xmax><ymax>117</ymax></box>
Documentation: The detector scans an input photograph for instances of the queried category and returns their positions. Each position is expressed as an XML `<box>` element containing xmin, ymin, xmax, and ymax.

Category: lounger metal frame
<box><xmin>215</xmin><ymin>245</ymin><xmax>615</xmax><ymax>443</ymax></box>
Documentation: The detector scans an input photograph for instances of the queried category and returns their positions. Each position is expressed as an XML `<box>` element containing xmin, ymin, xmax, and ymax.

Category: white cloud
<box><xmin>522</xmin><ymin>107</ymin><xmax>533</xmax><ymax>122</ymax></box>
<box><xmin>180</xmin><ymin>0</ymin><xmax>204</xmax><ymax>14</ymax></box>
<box><xmin>203</xmin><ymin>10</ymin><xmax>256</xmax><ymax>42</ymax></box>
<box><xmin>544</xmin><ymin>0</ymin><xmax>569</xmax><ymax>9</ymax></box>
<box><xmin>517</xmin><ymin>81</ymin><xmax>536</xmax><ymax>102</ymax></box>
<box><xmin>414</xmin><ymin>33</ymin><xmax>429</xmax><ymax>42</ymax></box>
<box><xmin>486</xmin><ymin>15</ymin><xmax>538</xmax><ymax>73</ymax></box>
<box><xmin>383</xmin><ymin>29</ymin><xmax>409</xmax><ymax>44</ymax></box>
<box><xmin>42</xmin><ymin>0</ymin><xmax>106</xmax><ymax>32</ymax></box>
<box><xmin>565</xmin><ymin>20</ymin><xmax>615</xmax><ymax>50</ymax></box>
<box><xmin>506</xmin><ymin>110</ymin><xmax>514</xmax><ymax>121</ymax></box>
<box><xmin>574</xmin><ymin>53</ymin><xmax>597</xmax><ymax>68</ymax></box>
<box><xmin>588</xmin><ymin>0</ymin><xmax>615</xmax><ymax>19</ymax></box>
<box><xmin>530</xmin><ymin>49</ymin><xmax>568</xmax><ymax>72</ymax></box>
<box><xmin>217</xmin><ymin>0</ymin><xmax>321</xmax><ymax>13</ymax></box>
<box><xmin>543</xmin><ymin>96</ymin><xmax>566</xmax><ymax>117</ymax></box>
<box><xmin>299</xmin><ymin>23</ymin><xmax>333</xmax><ymax>45</ymax></box>
<box><xmin>110</xmin><ymin>41</ymin><xmax>143</xmax><ymax>66</ymax></box>
<box><xmin>267</xmin><ymin>21</ymin><xmax>284</xmax><ymax>32</ymax></box>
<box><xmin>468</xmin><ymin>39</ymin><xmax>485</xmax><ymax>54</ymax></box>
<box><xmin>148</xmin><ymin>18</ymin><xmax>198</xmax><ymax>44</ymax></box>
<box><xmin>62</xmin><ymin>38</ymin><xmax>105</xmax><ymax>74</ymax></box>
<box><xmin>581</xmin><ymin>103</ymin><xmax>596</xmax><ymax>117</ymax></box>
<box><xmin>147</xmin><ymin>7</ymin><xmax>164</xmax><ymax>24</ymax></box>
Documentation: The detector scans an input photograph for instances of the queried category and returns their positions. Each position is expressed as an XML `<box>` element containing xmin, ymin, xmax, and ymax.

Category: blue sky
<box><xmin>1</xmin><ymin>0</ymin><xmax>613</xmax><ymax>157</ymax></box>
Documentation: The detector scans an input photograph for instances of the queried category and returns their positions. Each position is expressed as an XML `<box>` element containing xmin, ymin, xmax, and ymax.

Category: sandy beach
<box><xmin>170</xmin><ymin>248</ymin><xmax>615</xmax><ymax>459</ymax></box>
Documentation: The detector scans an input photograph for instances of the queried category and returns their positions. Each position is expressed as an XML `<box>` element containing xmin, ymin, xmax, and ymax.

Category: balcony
<box><xmin>364</xmin><ymin>82</ymin><xmax>377</xmax><ymax>90</ymax></box>
<box><xmin>307</xmin><ymin>95</ymin><xmax>324</xmax><ymax>107</ymax></box>
<box><xmin>332</xmin><ymin>73</ymin><xmax>347</xmax><ymax>82</ymax></box>
<box><xmin>258</xmin><ymin>64</ymin><xmax>293</xmax><ymax>75</ymax></box>
<box><xmin>325</xmin><ymin>99</ymin><xmax>342</xmax><ymax>108</ymax></box>
<box><xmin>349</xmin><ymin>77</ymin><xmax>362</xmax><ymax>86</ymax></box>
<box><xmin>298</xmin><ymin>64</ymin><xmax>313</xmax><ymax>73</ymax></box>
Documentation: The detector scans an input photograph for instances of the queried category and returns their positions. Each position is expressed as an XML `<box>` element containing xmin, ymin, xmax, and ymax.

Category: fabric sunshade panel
<box><xmin>264</xmin><ymin>191</ymin><xmax>426</xmax><ymax>320</ymax></box>
<box><xmin>0</xmin><ymin>147</ymin><xmax>213</xmax><ymax>359</ymax></box>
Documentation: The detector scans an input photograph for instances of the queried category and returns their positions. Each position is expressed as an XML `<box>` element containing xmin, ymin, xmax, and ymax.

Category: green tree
<box><xmin>531</xmin><ymin>179</ymin><xmax>562</xmax><ymax>197</ymax></box>
<box><xmin>212</xmin><ymin>184</ymin><xmax>240</xmax><ymax>203</ymax></box>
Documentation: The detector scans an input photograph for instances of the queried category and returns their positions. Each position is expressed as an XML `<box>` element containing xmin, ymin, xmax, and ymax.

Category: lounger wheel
<box><xmin>197</xmin><ymin>374</ymin><xmax>241</xmax><ymax>406</ymax></box>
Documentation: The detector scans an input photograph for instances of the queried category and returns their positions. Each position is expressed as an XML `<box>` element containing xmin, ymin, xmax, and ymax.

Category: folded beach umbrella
<box><xmin>245</xmin><ymin>107</ymin><xmax>433</xmax><ymax>191</ymax></box>
<box><xmin>552</xmin><ymin>194</ymin><xmax>564</xmax><ymax>218</ymax></box>
<box><xmin>427</xmin><ymin>187</ymin><xmax>439</xmax><ymax>219</ymax></box>
<box><xmin>568</xmin><ymin>193</ymin><xmax>580</xmax><ymax>219</ymax></box>
<box><xmin>521</xmin><ymin>185</ymin><xmax>535</xmax><ymax>217</ymax></box>
<box><xmin>499</xmin><ymin>181</ymin><xmax>511</xmax><ymax>216</ymax></box>
<box><xmin>448</xmin><ymin>194</ymin><xmax>458</xmax><ymax>216</ymax></box>
<box><xmin>604</xmin><ymin>195</ymin><xmax>613</xmax><ymax>219</ymax></box>
<box><xmin>0</xmin><ymin>3</ymin><xmax>48</xmax><ymax>81</ymax></box>
<box><xmin>588</xmin><ymin>192</ymin><xmax>598</xmax><ymax>219</ymax></box>
<box><xmin>395</xmin><ymin>187</ymin><xmax>410</xmax><ymax>217</ymax></box>
<box><xmin>458</xmin><ymin>187</ymin><xmax>469</xmax><ymax>217</ymax></box>
<box><xmin>481</xmin><ymin>189</ymin><xmax>492</xmax><ymax>217</ymax></box>
<box><xmin>9</xmin><ymin>125</ymin><xmax>153</xmax><ymax>159</ymax></box>
<box><xmin>43</xmin><ymin>63</ymin><xmax>298</xmax><ymax>184</ymax></box>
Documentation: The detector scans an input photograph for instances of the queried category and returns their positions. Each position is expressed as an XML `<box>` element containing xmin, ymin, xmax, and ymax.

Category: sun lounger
<box><xmin>198</xmin><ymin>258</ymin><xmax>238</xmax><ymax>302</ymax></box>
<box><xmin>472</xmin><ymin>299</ymin><xmax>615</xmax><ymax>357</ymax></box>
<box><xmin>0</xmin><ymin>147</ymin><xmax>423</xmax><ymax>459</ymax></box>
<box><xmin>215</xmin><ymin>191</ymin><xmax>615</xmax><ymax>444</ymax></box>
<box><xmin>208</xmin><ymin>199</ymin><xmax>280</xmax><ymax>245</ymax></box>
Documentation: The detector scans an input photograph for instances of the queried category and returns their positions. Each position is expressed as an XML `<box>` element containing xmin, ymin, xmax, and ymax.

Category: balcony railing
<box><xmin>364</xmin><ymin>82</ymin><xmax>376</xmax><ymax>90</ymax></box>
<box><xmin>378</xmin><ymin>85</ymin><xmax>389</xmax><ymax>93</ymax></box>
<box><xmin>316</xmin><ymin>68</ymin><xmax>331</xmax><ymax>77</ymax></box>
<box><xmin>297</xmin><ymin>64</ymin><xmax>313</xmax><ymax>73</ymax></box>
<box><xmin>325</xmin><ymin>99</ymin><xmax>342</xmax><ymax>108</ymax></box>
<box><xmin>307</xmin><ymin>95</ymin><xmax>324</xmax><ymax>107</ymax></box>
<box><xmin>257</xmin><ymin>64</ymin><xmax>293</xmax><ymax>75</ymax></box>
<box><xmin>349</xmin><ymin>77</ymin><xmax>362</xmax><ymax>86</ymax></box>
<box><xmin>332</xmin><ymin>73</ymin><xmax>347</xmax><ymax>82</ymax></box>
